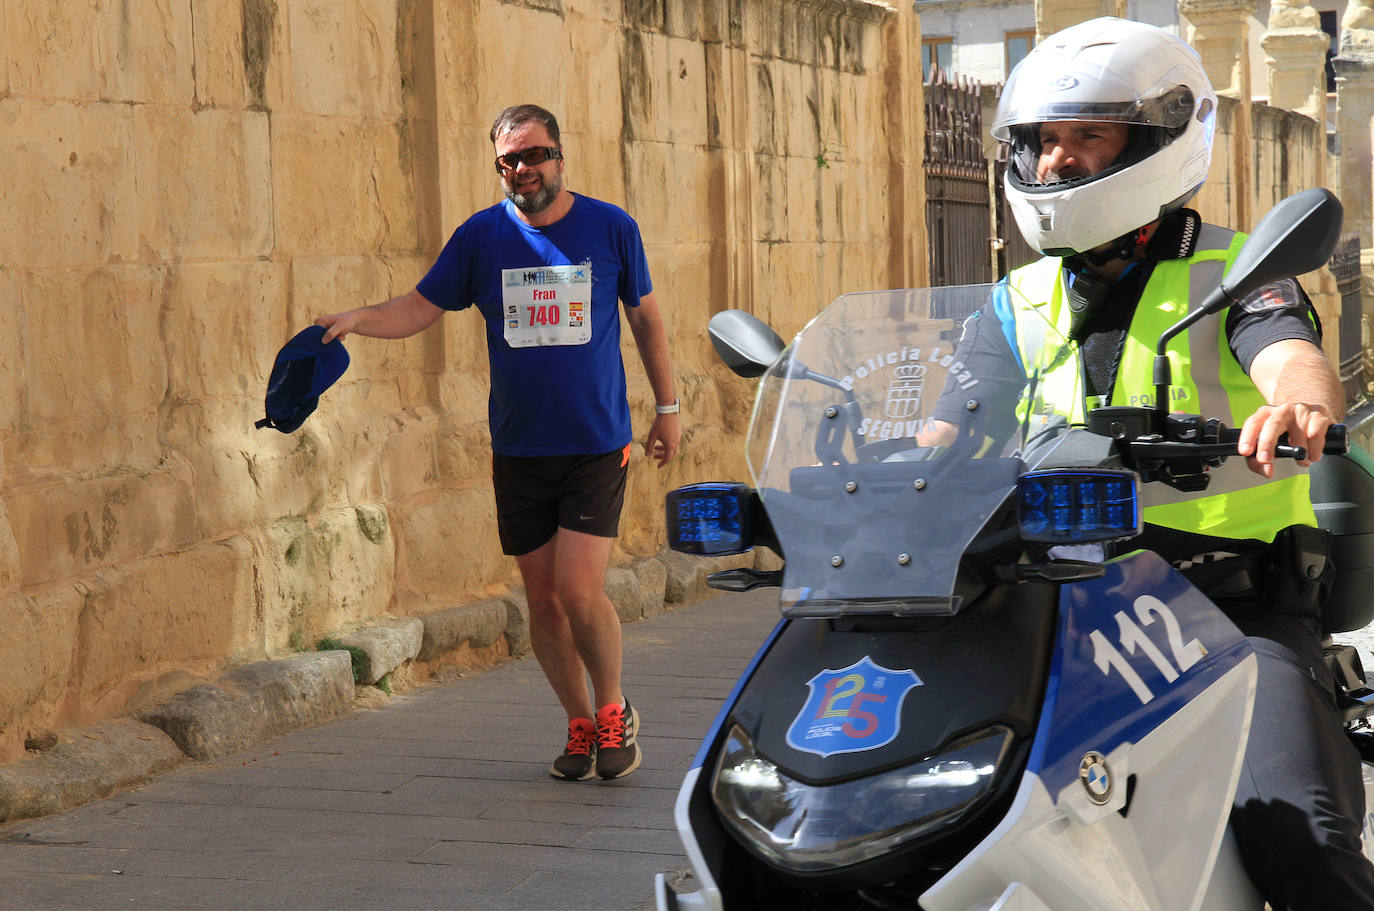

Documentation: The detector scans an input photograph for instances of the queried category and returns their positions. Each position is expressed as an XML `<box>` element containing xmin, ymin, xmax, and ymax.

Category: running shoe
<box><xmin>550</xmin><ymin>717</ymin><xmax>597</xmax><ymax>781</ymax></box>
<box><xmin>595</xmin><ymin>699</ymin><xmax>641</xmax><ymax>780</ymax></box>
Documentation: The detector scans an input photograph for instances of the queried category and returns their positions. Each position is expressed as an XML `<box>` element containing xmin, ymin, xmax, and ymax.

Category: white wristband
<box><xmin>654</xmin><ymin>398</ymin><xmax>680</xmax><ymax>415</ymax></box>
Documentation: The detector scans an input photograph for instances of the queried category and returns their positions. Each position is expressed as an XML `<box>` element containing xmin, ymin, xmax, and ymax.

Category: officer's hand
<box><xmin>1236</xmin><ymin>402</ymin><xmax>1335</xmax><ymax>478</ymax></box>
<box><xmin>644</xmin><ymin>414</ymin><xmax>681</xmax><ymax>468</ymax></box>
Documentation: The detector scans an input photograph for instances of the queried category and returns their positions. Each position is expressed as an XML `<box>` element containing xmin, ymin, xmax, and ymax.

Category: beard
<box><xmin>503</xmin><ymin>170</ymin><xmax>562</xmax><ymax>215</ymax></box>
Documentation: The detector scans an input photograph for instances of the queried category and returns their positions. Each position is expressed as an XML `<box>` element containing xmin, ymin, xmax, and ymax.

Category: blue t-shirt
<box><xmin>416</xmin><ymin>194</ymin><xmax>653</xmax><ymax>457</ymax></box>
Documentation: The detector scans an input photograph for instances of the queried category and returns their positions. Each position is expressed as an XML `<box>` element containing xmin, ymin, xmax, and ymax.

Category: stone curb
<box><xmin>0</xmin><ymin>719</ymin><xmax>185</xmax><ymax>823</ymax></box>
<box><xmin>417</xmin><ymin>597</ymin><xmax>511</xmax><ymax>662</ymax></box>
<box><xmin>0</xmin><ymin>548</ymin><xmax>764</xmax><ymax>824</ymax></box>
<box><xmin>136</xmin><ymin>651</ymin><xmax>355</xmax><ymax>761</ymax></box>
<box><xmin>338</xmin><ymin>617</ymin><xmax>424</xmax><ymax>685</ymax></box>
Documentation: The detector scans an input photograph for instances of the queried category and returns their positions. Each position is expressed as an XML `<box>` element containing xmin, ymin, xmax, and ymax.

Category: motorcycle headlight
<box><xmin>710</xmin><ymin>724</ymin><xmax>1012</xmax><ymax>872</ymax></box>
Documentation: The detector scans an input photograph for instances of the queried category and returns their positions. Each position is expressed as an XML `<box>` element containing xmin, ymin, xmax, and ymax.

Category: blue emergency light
<box><xmin>666</xmin><ymin>483</ymin><xmax>753</xmax><ymax>556</ymax></box>
<box><xmin>1016</xmin><ymin>469</ymin><xmax>1141</xmax><ymax>544</ymax></box>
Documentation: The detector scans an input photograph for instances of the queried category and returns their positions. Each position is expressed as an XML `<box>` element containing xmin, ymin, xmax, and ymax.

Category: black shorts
<box><xmin>491</xmin><ymin>445</ymin><xmax>631</xmax><ymax>556</ymax></box>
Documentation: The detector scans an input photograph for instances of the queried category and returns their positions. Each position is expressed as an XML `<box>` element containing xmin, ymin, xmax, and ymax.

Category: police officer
<box><xmin>934</xmin><ymin>17</ymin><xmax>1374</xmax><ymax>909</ymax></box>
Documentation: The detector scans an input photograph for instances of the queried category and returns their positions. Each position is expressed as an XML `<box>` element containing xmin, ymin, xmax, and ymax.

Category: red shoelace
<box><xmin>596</xmin><ymin>703</ymin><xmax>627</xmax><ymax>749</ymax></box>
<box><xmin>565</xmin><ymin>718</ymin><xmax>596</xmax><ymax>756</ymax></box>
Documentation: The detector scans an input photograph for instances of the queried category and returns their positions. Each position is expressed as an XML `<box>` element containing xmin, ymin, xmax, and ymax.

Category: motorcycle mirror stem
<box><xmin>1151</xmin><ymin>188</ymin><xmax>1344</xmax><ymax>427</ymax></box>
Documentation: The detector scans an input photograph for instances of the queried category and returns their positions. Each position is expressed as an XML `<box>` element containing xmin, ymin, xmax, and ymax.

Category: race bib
<box><xmin>501</xmin><ymin>263</ymin><xmax>593</xmax><ymax>348</ymax></box>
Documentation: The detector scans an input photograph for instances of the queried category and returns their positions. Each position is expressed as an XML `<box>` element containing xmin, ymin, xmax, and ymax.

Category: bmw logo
<box><xmin>1079</xmin><ymin>751</ymin><xmax>1112</xmax><ymax>805</ymax></box>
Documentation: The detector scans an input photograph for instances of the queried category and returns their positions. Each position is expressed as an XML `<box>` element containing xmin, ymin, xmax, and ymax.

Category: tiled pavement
<box><xmin>5</xmin><ymin>584</ymin><xmax>1370</xmax><ymax>911</ymax></box>
<box><xmin>0</xmin><ymin>589</ymin><xmax>781</xmax><ymax>911</ymax></box>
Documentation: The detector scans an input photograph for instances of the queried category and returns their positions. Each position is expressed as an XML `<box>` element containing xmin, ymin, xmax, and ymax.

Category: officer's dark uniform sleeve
<box><xmin>932</xmin><ymin>292</ymin><xmax>1028</xmax><ymax>431</ymax></box>
<box><xmin>1224</xmin><ymin>277</ymin><xmax>1321</xmax><ymax>373</ymax></box>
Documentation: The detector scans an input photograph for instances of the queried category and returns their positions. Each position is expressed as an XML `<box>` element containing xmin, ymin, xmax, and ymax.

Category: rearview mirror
<box><xmin>1204</xmin><ymin>187</ymin><xmax>1343</xmax><ymax>317</ymax></box>
<box><xmin>1153</xmin><ymin>188</ymin><xmax>1344</xmax><ymax>422</ymax></box>
<box><xmin>708</xmin><ymin>310</ymin><xmax>786</xmax><ymax>379</ymax></box>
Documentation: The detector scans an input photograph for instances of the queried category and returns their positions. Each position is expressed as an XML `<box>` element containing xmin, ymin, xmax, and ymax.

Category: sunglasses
<box><xmin>494</xmin><ymin>146</ymin><xmax>563</xmax><ymax>174</ymax></box>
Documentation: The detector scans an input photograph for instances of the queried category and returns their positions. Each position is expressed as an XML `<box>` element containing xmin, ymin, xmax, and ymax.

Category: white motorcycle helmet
<box><xmin>992</xmin><ymin>18</ymin><xmax>1217</xmax><ymax>257</ymax></box>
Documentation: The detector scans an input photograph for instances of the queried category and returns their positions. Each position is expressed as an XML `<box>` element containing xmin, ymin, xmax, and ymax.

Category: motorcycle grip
<box><xmin>1277</xmin><ymin>424</ymin><xmax>1347</xmax><ymax>461</ymax></box>
<box><xmin>1323</xmin><ymin>423</ymin><xmax>1349</xmax><ymax>456</ymax></box>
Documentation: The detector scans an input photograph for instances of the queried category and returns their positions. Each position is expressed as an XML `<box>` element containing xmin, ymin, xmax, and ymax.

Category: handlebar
<box><xmin>1285</xmin><ymin>422</ymin><xmax>1347</xmax><ymax>460</ymax></box>
<box><xmin>1087</xmin><ymin>408</ymin><xmax>1350</xmax><ymax>492</ymax></box>
<box><xmin>1115</xmin><ymin>420</ymin><xmax>1352</xmax><ymax>464</ymax></box>
<box><xmin>1210</xmin><ymin>422</ymin><xmax>1347</xmax><ymax>462</ymax></box>
<box><xmin>1316</xmin><ymin>422</ymin><xmax>1349</xmax><ymax>457</ymax></box>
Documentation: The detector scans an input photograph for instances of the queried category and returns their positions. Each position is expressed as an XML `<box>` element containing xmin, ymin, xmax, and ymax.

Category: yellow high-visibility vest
<box><xmin>1004</xmin><ymin>225</ymin><xmax>1316</xmax><ymax>543</ymax></box>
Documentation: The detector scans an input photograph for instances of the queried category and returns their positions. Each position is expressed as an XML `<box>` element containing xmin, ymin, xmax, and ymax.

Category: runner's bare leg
<box><xmin>552</xmin><ymin>528</ymin><xmax>623</xmax><ymax>712</ymax></box>
<box><xmin>516</xmin><ymin>528</ymin><xmax>622</xmax><ymax>719</ymax></box>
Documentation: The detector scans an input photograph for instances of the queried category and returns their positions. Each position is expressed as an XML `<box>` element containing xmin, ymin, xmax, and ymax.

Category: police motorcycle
<box><xmin>654</xmin><ymin>188</ymin><xmax>1374</xmax><ymax>911</ymax></box>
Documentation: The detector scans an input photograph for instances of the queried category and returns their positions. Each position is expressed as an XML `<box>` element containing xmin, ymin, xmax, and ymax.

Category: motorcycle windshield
<box><xmin>746</xmin><ymin>284</ymin><xmax>1075</xmax><ymax>617</ymax></box>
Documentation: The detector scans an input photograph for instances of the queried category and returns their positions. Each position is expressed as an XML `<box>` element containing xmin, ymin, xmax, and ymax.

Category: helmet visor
<box><xmin>992</xmin><ymin>56</ymin><xmax>1198</xmax><ymax>140</ymax></box>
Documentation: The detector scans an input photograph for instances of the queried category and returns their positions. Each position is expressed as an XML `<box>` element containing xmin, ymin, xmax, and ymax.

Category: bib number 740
<box><xmin>1088</xmin><ymin>595</ymin><xmax>1207</xmax><ymax>705</ymax></box>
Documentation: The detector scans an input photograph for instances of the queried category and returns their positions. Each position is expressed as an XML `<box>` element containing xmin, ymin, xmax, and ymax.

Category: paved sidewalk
<box><xmin>0</xmin><ymin>589</ymin><xmax>780</xmax><ymax>911</ymax></box>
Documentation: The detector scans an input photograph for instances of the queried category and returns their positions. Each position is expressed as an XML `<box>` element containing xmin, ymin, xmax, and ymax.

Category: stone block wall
<box><xmin>0</xmin><ymin>0</ymin><xmax>913</xmax><ymax>761</ymax></box>
<box><xmin>1194</xmin><ymin>96</ymin><xmax>1339</xmax><ymax>358</ymax></box>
